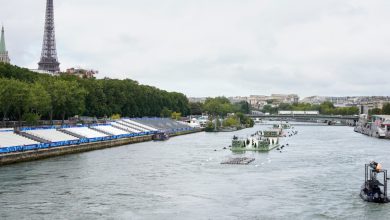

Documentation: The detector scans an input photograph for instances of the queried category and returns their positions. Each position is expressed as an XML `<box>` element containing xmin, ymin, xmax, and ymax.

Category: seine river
<box><xmin>1</xmin><ymin>123</ymin><xmax>390</xmax><ymax>220</ymax></box>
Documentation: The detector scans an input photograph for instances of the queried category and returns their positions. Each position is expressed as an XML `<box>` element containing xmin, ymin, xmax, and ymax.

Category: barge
<box><xmin>354</xmin><ymin>115</ymin><xmax>390</xmax><ymax>139</ymax></box>
<box><xmin>230</xmin><ymin>130</ymin><xmax>280</xmax><ymax>152</ymax></box>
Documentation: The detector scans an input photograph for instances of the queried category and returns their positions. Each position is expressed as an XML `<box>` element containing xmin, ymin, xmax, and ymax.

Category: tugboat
<box><xmin>360</xmin><ymin>161</ymin><xmax>389</xmax><ymax>203</ymax></box>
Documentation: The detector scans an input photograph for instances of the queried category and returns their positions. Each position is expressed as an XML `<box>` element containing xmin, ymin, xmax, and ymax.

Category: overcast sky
<box><xmin>1</xmin><ymin>0</ymin><xmax>390</xmax><ymax>97</ymax></box>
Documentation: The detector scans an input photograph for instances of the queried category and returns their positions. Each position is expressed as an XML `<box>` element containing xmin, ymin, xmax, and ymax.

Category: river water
<box><xmin>1</xmin><ymin>124</ymin><xmax>390</xmax><ymax>220</ymax></box>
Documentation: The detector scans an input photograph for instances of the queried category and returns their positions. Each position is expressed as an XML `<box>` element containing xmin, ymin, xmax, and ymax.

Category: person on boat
<box><xmin>370</xmin><ymin>161</ymin><xmax>382</xmax><ymax>172</ymax></box>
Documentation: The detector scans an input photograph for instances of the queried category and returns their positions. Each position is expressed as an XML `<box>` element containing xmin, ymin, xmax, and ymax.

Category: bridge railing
<box><xmin>247</xmin><ymin>114</ymin><xmax>359</xmax><ymax>120</ymax></box>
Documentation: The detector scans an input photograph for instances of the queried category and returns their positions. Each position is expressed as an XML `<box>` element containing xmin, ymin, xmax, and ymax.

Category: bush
<box><xmin>171</xmin><ymin>112</ymin><xmax>182</xmax><ymax>120</ymax></box>
<box><xmin>204</xmin><ymin>121</ymin><xmax>215</xmax><ymax>132</ymax></box>
<box><xmin>223</xmin><ymin>116</ymin><xmax>240</xmax><ymax>127</ymax></box>
<box><xmin>22</xmin><ymin>113</ymin><xmax>41</xmax><ymax>125</ymax></box>
<box><xmin>160</xmin><ymin>107</ymin><xmax>172</xmax><ymax>118</ymax></box>
<box><xmin>111</xmin><ymin>114</ymin><xmax>121</xmax><ymax>120</ymax></box>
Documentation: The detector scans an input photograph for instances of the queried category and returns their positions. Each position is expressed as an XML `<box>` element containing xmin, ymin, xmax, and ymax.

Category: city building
<box><xmin>30</xmin><ymin>69</ymin><xmax>58</xmax><ymax>75</ymax></box>
<box><xmin>247</xmin><ymin>94</ymin><xmax>299</xmax><ymax>109</ymax></box>
<box><xmin>228</xmin><ymin>96</ymin><xmax>248</xmax><ymax>104</ymax></box>
<box><xmin>65</xmin><ymin>68</ymin><xmax>98</xmax><ymax>79</ymax></box>
<box><xmin>247</xmin><ymin>95</ymin><xmax>268</xmax><ymax>109</ymax></box>
<box><xmin>189</xmin><ymin>94</ymin><xmax>299</xmax><ymax>109</ymax></box>
<box><xmin>188</xmin><ymin>97</ymin><xmax>207</xmax><ymax>103</ymax></box>
<box><xmin>300</xmin><ymin>96</ymin><xmax>326</xmax><ymax>105</ymax></box>
<box><xmin>0</xmin><ymin>25</ymin><xmax>10</xmax><ymax>63</ymax></box>
<box><xmin>270</xmin><ymin>94</ymin><xmax>299</xmax><ymax>104</ymax></box>
<box><xmin>301</xmin><ymin>96</ymin><xmax>390</xmax><ymax>114</ymax></box>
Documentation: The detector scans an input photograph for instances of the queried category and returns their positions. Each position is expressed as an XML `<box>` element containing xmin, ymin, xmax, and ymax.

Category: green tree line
<box><xmin>368</xmin><ymin>103</ymin><xmax>390</xmax><ymax>115</ymax></box>
<box><xmin>190</xmin><ymin>97</ymin><xmax>254</xmax><ymax>131</ymax></box>
<box><xmin>0</xmin><ymin>63</ymin><xmax>190</xmax><ymax>124</ymax></box>
<box><xmin>189</xmin><ymin>97</ymin><xmax>251</xmax><ymax>116</ymax></box>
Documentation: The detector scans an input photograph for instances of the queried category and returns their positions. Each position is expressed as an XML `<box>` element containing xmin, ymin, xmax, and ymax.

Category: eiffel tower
<box><xmin>38</xmin><ymin>0</ymin><xmax>60</xmax><ymax>72</ymax></box>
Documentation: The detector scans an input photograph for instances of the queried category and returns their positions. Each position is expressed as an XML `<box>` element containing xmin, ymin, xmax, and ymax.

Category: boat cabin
<box><xmin>371</xmin><ymin>115</ymin><xmax>390</xmax><ymax>132</ymax></box>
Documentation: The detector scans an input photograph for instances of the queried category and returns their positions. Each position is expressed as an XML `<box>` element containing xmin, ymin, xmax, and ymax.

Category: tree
<box><xmin>111</xmin><ymin>114</ymin><xmax>121</xmax><ymax>120</ymax></box>
<box><xmin>203</xmin><ymin>97</ymin><xmax>238</xmax><ymax>116</ymax></box>
<box><xmin>79</xmin><ymin>79</ymin><xmax>109</xmax><ymax>117</ymax></box>
<box><xmin>234</xmin><ymin>101</ymin><xmax>251</xmax><ymax>114</ymax></box>
<box><xmin>262</xmin><ymin>104</ymin><xmax>278</xmax><ymax>114</ymax></box>
<box><xmin>189</xmin><ymin>102</ymin><xmax>203</xmax><ymax>115</ymax></box>
<box><xmin>382</xmin><ymin>103</ymin><xmax>390</xmax><ymax>115</ymax></box>
<box><xmin>223</xmin><ymin>115</ymin><xmax>240</xmax><ymax>127</ymax></box>
<box><xmin>369</xmin><ymin>108</ymin><xmax>382</xmax><ymax>115</ymax></box>
<box><xmin>160</xmin><ymin>107</ymin><xmax>172</xmax><ymax>118</ymax></box>
<box><xmin>203</xmin><ymin>99</ymin><xmax>223</xmax><ymax>116</ymax></box>
<box><xmin>0</xmin><ymin>63</ymin><xmax>192</xmax><ymax>121</ymax></box>
<box><xmin>0</xmin><ymin>79</ymin><xmax>31</xmax><ymax>123</ymax></box>
<box><xmin>278</xmin><ymin>103</ymin><xmax>293</xmax><ymax>111</ymax></box>
<box><xmin>26</xmin><ymin>83</ymin><xmax>51</xmax><ymax>116</ymax></box>
<box><xmin>44</xmin><ymin>79</ymin><xmax>87</xmax><ymax>123</ymax></box>
<box><xmin>171</xmin><ymin>112</ymin><xmax>182</xmax><ymax>120</ymax></box>
<box><xmin>319</xmin><ymin>101</ymin><xmax>335</xmax><ymax>114</ymax></box>
<box><xmin>0</xmin><ymin>78</ymin><xmax>11</xmax><ymax>124</ymax></box>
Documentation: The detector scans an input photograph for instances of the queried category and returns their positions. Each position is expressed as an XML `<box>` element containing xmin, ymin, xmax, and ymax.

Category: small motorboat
<box><xmin>360</xmin><ymin>161</ymin><xmax>389</xmax><ymax>203</ymax></box>
<box><xmin>152</xmin><ymin>132</ymin><xmax>169</xmax><ymax>141</ymax></box>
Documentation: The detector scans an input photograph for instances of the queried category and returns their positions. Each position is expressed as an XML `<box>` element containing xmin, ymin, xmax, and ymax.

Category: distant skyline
<box><xmin>1</xmin><ymin>0</ymin><xmax>390</xmax><ymax>97</ymax></box>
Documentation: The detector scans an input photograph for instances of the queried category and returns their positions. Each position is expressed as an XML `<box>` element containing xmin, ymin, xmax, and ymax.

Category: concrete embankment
<box><xmin>0</xmin><ymin>129</ymin><xmax>203</xmax><ymax>166</ymax></box>
<box><xmin>0</xmin><ymin>135</ymin><xmax>153</xmax><ymax>166</ymax></box>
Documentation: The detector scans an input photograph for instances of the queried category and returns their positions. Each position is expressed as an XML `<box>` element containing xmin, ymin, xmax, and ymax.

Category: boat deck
<box><xmin>230</xmin><ymin>144</ymin><xmax>279</xmax><ymax>152</ymax></box>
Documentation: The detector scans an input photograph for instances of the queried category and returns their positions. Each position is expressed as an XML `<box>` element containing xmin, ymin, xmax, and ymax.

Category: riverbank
<box><xmin>0</xmin><ymin>129</ymin><xmax>202</xmax><ymax>166</ymax></box>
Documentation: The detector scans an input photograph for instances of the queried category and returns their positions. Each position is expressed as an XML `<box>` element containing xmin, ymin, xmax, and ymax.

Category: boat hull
<box><xmin>231</xmin><ymin>144</ymin><xmax>279</xmax><ymax>152</ymax></box>
<box><xmin>360</xmin><ymin>185</ymin><xmax>389</xmax><ymax>203</ymax></box>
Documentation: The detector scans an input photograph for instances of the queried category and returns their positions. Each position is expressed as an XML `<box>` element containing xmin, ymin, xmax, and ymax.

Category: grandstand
<box><xmin>0</xmin><ymin>131</ymin><xmax>40</xmax><ymax>148</ymax></box>
<box><xmin>91</xmin><ymin>125</ymin><xmax>129</xmax><ymax>136</ymax></box>
<box><xmin>63</xmin><ymin>127</ymin><xmax>108</xmax><ymax>138</ymax></box>
<box><xmin>26</xmin><ymin>129</ymin><xmax>79</xmax><ymax>142</ymax></box>
<box><xmin>132</xmin><ymin>118</ymin><xmax>192</xmax><ymax>132</ymax></box>
<box><xmin>111</xmin><ymin>122</ymin><xmax>143</xmax><ymax>133</ymax></box>
<box><xmin>123</xmin><ymin>119</ymin><xmax>158</xmax><ymax>131</ymax></box>
<box><xmin>0</xmin><ymin>117</ymin><xmax>195</xmax><ymax>155</ymax></box>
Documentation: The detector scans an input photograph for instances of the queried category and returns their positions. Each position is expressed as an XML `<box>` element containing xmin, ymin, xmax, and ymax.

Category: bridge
<box><xmin>247</xmin><ymin>114</ymin><xmax>359</xmax><ymax>125</ymax></box>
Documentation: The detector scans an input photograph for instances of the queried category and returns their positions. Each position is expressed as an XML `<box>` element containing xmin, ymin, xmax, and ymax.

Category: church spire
<box><xmin>0</xmin><ymin>26</ymin><xmax>6</xmax><ymax>53</ymax></box>
<box><xmin>0</xmin><ymin>25</ymin><xmax>10</xmax><ymax>63</ymax></box>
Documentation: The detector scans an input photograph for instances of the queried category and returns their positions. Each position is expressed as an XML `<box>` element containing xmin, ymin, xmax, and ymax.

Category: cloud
<box><xmin>1</xmin><ymin>0</ymin><xmax>390</xmax><ymax>97</ymax></box>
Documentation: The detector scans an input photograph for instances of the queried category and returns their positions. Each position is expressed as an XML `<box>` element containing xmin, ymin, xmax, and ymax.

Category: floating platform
<box><xmin>221</xmin><ymin>157</ymin><xmax>255</xmax><ymax>165</ymax></box>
